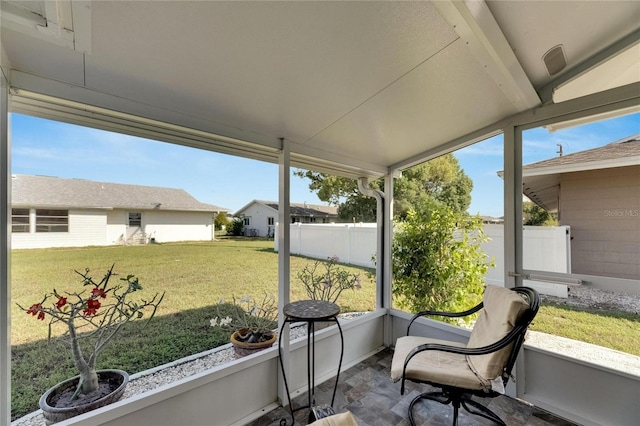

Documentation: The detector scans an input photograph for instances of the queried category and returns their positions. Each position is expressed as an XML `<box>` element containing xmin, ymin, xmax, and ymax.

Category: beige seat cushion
<box><xmin>391</xmin><ymin>336</ymin><xmax>485</xmax><ymax>390</ymax></box>
<box><xmin>465</xmin><ymin>285</ymin><xmax>529</xmax><ymax>385</ymax></box>
<box><xmin>309</xmin><ymin>411</ymin><xmax>358</xmax><ymax>426</ymax></box>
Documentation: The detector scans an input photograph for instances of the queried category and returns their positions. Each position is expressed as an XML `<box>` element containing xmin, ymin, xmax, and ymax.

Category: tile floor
<box><xmin>247</xmin><ymin>348</ymin><xmax>579</xmax><ymax>426</ymax></box>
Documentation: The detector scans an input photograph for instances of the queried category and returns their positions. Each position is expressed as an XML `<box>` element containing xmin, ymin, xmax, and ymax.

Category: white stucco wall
<box><xmin>107</xmin><ymin>210</ymin><xmax>127</xmax><ymax>245</ymax></box>
<box><xmin>144</xmin><ymin>210</ymin><xmax>214</xmax><ymax>242</ymax></box>
<box><xmin>12</xmin><ymin>209</ymin><xmax>215</xmax><ymax>249</ymax></box>
<box><xmin>238</xmin><ymin>203</ymin><xmax>277</xmax><ymax>237</ymax></box>
<box><xmin>11</xmin><ymin>209</ymin><xmax>108</xmax><ymax>249</ymax></box>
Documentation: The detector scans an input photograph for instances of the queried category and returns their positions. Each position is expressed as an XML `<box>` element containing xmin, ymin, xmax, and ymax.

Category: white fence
<box><xmin>275</xmin><ymin>222</ymin><xmax>377</xmax><ymax>268</ymax></box>
<box><xmin>275</xmin><ymin>223</ymin><xmax>572</xmax><ymax>294</ymax></box>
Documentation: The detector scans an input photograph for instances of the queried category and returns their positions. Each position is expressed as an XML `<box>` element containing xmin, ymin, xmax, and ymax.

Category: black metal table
<box><xmin>278</xmin><ymin>300</ymin><xmax>345</xmax><ymax>424</ymax></box>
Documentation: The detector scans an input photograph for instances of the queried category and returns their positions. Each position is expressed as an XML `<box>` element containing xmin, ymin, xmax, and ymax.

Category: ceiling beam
<box><xmin>433</xmin><ymin>0</ymin><xmax>540</xmax><ymax>111</ymax></box>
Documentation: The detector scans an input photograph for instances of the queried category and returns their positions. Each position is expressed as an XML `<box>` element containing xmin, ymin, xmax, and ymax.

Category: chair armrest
<box><xmin>407</xmin><ymin>302</ymin><xmax>484</xmax><ymax>335</ymax></box>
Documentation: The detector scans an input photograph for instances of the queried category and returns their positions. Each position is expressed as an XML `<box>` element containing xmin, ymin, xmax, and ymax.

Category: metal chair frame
<box><xmin>400</xmin><ymin>287</ymin><xmax>540</xmax><ymax>426</ymax></box>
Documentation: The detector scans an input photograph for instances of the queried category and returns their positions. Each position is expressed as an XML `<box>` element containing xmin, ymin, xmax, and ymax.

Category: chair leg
<box><xmin>460</xmin><ymin>397</ymin><xmax>506</xmax><ymax>426</ymax></box>
<box><xmin>407</xmin><ymin>391</ymin><xmax>453</xmax><ymax>426</ymax></box>
<box><xmin>408</xmin><ymin>390</ymin><xmax>506</xmax><ymax>426</ymax></box>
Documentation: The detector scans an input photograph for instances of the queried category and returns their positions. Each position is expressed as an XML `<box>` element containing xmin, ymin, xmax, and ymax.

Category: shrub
<box><xmin>226</xmin><ymin>218</ymin><xmax>244</xmax><ymax>236</ymax></box>
<box><xmin>392</xmin><ymin>202</ymin><xmax>493</xmax><ymax>317</ymax></box>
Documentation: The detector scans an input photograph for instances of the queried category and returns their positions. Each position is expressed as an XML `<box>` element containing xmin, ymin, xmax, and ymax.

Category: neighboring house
<box><xmin>11</xmin><ymin>174</ymin><xmax>229</xmax><ymax>249</ymax></box>
<box><xmin>234</xmin><ymin>200</ymin><xmax>339</xmax><ymax>237</ymax></box>
<box><xmin>480</xmin><ymin>215</ymin><xmax>504</xmax><ymax>224</ymax></box>
<box><xmin>521</xmin><ymin>134</ymin><xmax>640</xmax><ymax>280</ymax></box>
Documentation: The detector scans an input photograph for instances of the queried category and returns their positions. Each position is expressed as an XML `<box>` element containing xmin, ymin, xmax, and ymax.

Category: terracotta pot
<box><xmin>230</xmin><ymin>328</ymin><xmax>277</xmax><ymax>357</ymax></box>
<box><xmin>39</xmin><ymin>369</ymin><xmax>129</xmax><ymax>425</ymax></box>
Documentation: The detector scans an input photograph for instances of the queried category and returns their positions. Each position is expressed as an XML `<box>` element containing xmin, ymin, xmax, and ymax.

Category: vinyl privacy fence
<box><xmin>275</xmin><ymin>223</ymin><xmax>571</xmax><ymax>295</ymax></box>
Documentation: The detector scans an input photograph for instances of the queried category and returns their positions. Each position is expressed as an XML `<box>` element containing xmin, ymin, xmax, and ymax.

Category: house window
<box><xmin>243</xmin><ymin>217</ymin><xmax>250</xmax><ymax>226</ymax></box>
<box><xmin>11</xmin><ymin>208</ymin><xmax>30</xmax><ymax>233</ymax></box>
<box><xmin>129</xmin><ymin>212</ymin><xmax>142</xmax><ymax>227</ymax></box>
<box><xmin>267</xmin><ymin>217</ymin><xmax>274</xmax><ymax>226</ymax></box>
<box><xmin>36</xmin><ymin>209</ymin><xmax>68</xmax><ymax>232</ymax></box>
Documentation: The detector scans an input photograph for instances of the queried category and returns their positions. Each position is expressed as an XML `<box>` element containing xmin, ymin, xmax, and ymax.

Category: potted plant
<box><xmin>210</xmin><ymin>293</ymin><xmax>278</xmax><ymax>357</ymax></box>
<box><xmin>18</xmin><ymin>265</ymin><xmax>164</xmax><ymax>425</ymax></box>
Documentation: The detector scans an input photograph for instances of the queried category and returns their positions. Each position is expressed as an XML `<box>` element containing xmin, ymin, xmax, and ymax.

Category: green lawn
<box><xmin>10</xmin><ymin>238</ymin><xmax>375</xmax><ymax>420</ymax></box>
<box><xmin>9</xmin><ymin>239</ymin><xmax>640</xmax><ymax>420</ymax></box>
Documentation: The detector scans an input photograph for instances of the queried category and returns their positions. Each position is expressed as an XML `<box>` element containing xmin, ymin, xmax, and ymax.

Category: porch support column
<box><xmin>382</xmin><ymin>172</ymin><xmax>395</xmax><ymax>347</ymax></box>
<box><xmin>0</xmin><ymin>69</ymin><xmax>11</xmax><ymax>426</ymax></box>
<box><xmin>277</xmin><ymin>138</ymin><xmax>291</xmax><ymax>407</ymax></box>
<box><xmin>356</xmin><ymin>178</ymin><xmax>384</xmax><ymax>308</ymax></box>
<box><xmin>504</xmin><ymin>123</ymin><xmax>527</xmax><ymax>401</ymax></box>
<box><xmin>503</xmin><ymin>124</ymin><xmax>523</xmax><ymax>289</ymax></box>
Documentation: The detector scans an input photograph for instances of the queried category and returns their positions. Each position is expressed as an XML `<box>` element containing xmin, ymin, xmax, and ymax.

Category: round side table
<box><xmin>278</xmin><ymin>300</ymin><xmax>345</xmax><ymax>424</ymax></box>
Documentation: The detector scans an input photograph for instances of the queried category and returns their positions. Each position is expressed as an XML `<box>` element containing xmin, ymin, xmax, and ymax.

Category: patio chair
<box><xmin>308</xmin><ymin>410</ymin><xmax>357</xmax><ymax>426</ymax></box>
<box><xmin>390</xmin><ymin>285</ymin><xmax>540</xmax><ymax>426</ymax></box>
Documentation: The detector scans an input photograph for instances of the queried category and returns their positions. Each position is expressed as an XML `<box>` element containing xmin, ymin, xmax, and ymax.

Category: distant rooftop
<box><xmin>520</xmin><ymin>133</ymin><xmax>640</xmax><ymax>212</ymax></box>
<box><xmin>11</xmin><ymin>174</ymin><xmax>229</xmax><ymax>213</ymax></box>
<box><xmin>235</xmin><ymin>199</ymin><xmax>338</xmax><ymax>217</ymax></box>
<box><xmin>524</xmin><ymin>133</ymin><xmax>640</xmax><ymax>171</ymax></box>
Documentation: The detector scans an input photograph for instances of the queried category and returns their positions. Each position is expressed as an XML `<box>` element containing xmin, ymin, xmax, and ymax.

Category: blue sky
<box><xmin>10</xmin><ymin>112</ymin><xmax>639</xmax><ymax>216</ymax></box>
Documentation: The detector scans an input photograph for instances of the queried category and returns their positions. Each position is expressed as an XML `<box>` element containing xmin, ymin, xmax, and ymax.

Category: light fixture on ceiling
<box><xmin>543</xmin><ymin>44</ymin><xmax>567</xmax><ymax>76</ymax></box>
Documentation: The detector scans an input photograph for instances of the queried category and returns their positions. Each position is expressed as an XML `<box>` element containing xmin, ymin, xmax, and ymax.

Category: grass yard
<box><xmin>9</xmin><ymin>239</ymin><xmax>640</xmax><ymax>420</ymax></box>
<box><xmin>10</xmin><ymin>238</ymin><xmax>375</xmax><ymax>420</ymax></box>
<box><xmin>530</xmin><ymin>303</ymin><xmax>640</xmax><ymax>356</ymax></box>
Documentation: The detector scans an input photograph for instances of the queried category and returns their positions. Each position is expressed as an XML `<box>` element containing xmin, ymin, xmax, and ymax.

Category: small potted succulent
<box><xmin>18</xmin><ymin>265</ymin><xmax>164</xmax><ymax>425</ymax></box>
<box><xmin>210</xmin><ymin>293</ymin><xmax>278</xmax><ymax>357</ymax></box>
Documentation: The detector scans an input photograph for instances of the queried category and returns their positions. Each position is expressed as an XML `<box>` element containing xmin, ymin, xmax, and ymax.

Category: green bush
<box><xmin>226</xmin><ymin>218</ymin><xmax>244</xmax><ymax>236</ymax></box>
<box><xmin>392</xmin><ymin>203</ymin><xmax>493</xmax><ymax>317</ymax></box>
<box><xmin>214</xmin><ymin>212</ymin><xmax>230</xmax><ymax>230</ymax></box>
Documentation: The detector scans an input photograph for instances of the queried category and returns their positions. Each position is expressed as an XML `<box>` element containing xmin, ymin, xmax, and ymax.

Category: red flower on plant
<box><xmin>27</xmin><ymin>303</ymin><xmax>45</xmax><ymax>320</ymax></box>
<box><xmin>91</xmin><ymin>288</ymin><xmax>107</xmax><ymax>299</ymax></box>
<box><xmin>55</xmin><ymin>296</ymin><xmax>67</xmax><ymax>309</ymax></box>
<box><xmin>83</xmin><ymin>299</ymin><xmax>101</xmax><ymax>316</ymax></box>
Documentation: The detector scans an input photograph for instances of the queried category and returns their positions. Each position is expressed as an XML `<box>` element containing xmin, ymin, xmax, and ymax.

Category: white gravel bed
<box><xmin>11</xmin><ymin>293</ymin><xmax>639</xmax><ymax>426</ymax></box>
<box><xmin>12</xmin><ymin>325</ymin><xmax>308</xmax><ymax>426</ymax></box>
<box><xmin>541</xmin><ymin>285</ymin><xmax>640</xmax><ymax>314</ymax></box>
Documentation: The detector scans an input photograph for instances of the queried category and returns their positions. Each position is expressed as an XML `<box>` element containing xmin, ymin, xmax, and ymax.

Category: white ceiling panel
<box><xmin>1</xmin><ymin>1</ymin><xmax>639</xmax><ymax>176</ymax></box>
<box><xmin>0</xmin><ymin>29</ymin><xmax>85</xmax><ymax>86</ymax></box>
<box><xmin>84</xmin><ymin>1</ymin><xmax>457</xmax><ymax>145</ymax></box>
<box><xmin>307</xmin><ymin>39</ymin><xmax>516</xmax><ymax>167</ymax></box>
<box><xmin>487</xmin><ymin>0</ymin><xmax>640</xmax><ymax>88</ymax></box>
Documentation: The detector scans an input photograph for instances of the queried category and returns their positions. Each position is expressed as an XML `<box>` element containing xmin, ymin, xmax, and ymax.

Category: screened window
<box><xmin>35</xmin><ymin>209</ymin><xmax>68</xmax><ymax>232</ymax></box>
<box><xmin>11</xmin><ymin>208</ymin><xmax>30</xmax><ymax>233</ymax></box>
<box><xmin>129</xmin><ymin>212</ymin><xmax>142</xmax><ymax>227</ymax></box>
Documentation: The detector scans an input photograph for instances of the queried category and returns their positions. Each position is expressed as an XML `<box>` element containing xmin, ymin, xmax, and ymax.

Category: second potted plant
<box><xmin>210</xmin><ymin>293</ymin><xmax>278</xmax><ymax>357</ymax></box>
<box><xmin>18</xmin><ymin>265</ymin><xmax>164</xmax><ymax>425</ymax></box>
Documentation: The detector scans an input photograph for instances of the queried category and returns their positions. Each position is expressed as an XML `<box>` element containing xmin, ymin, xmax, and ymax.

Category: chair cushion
<box><xmin>391</xmin><ymin>336</ymin><xmax>485</xmax><ymax>390</ymax></box>
<box><xmin>465</xmin><ymin>285</ymin><xmax>529</xmax><ymax>386</ymax></box>
<box><xmin>309</xmin><ymin>411</ymin><xmax>358</xmax><ymax>426</ymax></box>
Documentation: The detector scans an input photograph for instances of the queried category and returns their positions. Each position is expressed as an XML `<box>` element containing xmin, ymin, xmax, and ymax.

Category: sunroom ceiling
<box><xmin>1</xmin><ymin>1</ymin><xmax>639</xmax><ymax>178</ymax></box>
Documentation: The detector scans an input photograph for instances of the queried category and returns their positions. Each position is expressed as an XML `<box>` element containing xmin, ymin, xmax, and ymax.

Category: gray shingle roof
<box><xmin>11</xmin><ymin>174</ymin><xmax>228</xmax><ymax>213</ymax></box>
<box><xmin>519</xmin><ymin>133</ymin><xmax>640</xmax><ymax>213</ymax></box>
<box><xmin>524</xmin><ymin>133</ymin><xmax>640</xmax><ymax>171</ymax></box>
<box><xmin>235</xmin><ymin>199</ymin><xmax>338</xmax><ymax>217</ymax></box>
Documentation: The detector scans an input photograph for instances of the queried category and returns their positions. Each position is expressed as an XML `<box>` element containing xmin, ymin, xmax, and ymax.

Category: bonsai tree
<box><xmin>18</xmin><ymin>265</ymin><xmax>164</xmax><ymax>400</ymax></box>
<box><xmin>296</xmin><ymin>256</ymin><xmax>362</xmax><ymax>304</ymax></box>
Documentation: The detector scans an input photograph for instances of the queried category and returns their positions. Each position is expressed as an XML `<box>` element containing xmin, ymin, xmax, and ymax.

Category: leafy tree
<box><xmin>227</xmin><ymin>218</ymin><xmax>244</xmax><ymax>236</ymax></box>
<box><xmin>392</xmin><ymin>201</ymin><xmax>492</xmax><ymax>316</ymax></box>
<box><xmin>295</xmin><ymin>154</ymin><xmax>472</xmax><ymax>221</ymax></box>
<box><xmin>523</xmin><ymin>201</ymin><xmax>558</xmax><ymax>226</ymax></box>
<box><xmin>214</xmin><ymin>212</ymin><xmax>229</xmax><ymax>230</ymax></box>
